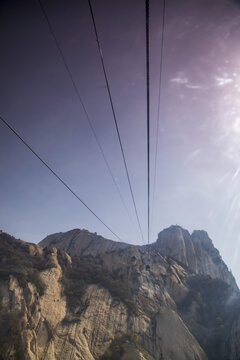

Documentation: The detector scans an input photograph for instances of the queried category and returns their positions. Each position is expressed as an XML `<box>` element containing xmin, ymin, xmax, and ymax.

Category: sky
<box><xmin>1</xmin><ymin>0</ymin><xmax>240</xmax><ymax>284</ymax></box>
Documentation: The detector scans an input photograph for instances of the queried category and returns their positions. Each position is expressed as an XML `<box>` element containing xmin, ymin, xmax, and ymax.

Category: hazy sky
<box><xmin>1</xmin><ymin>0</ymin><xmax>240</xmax><ymax>284</ymax></box>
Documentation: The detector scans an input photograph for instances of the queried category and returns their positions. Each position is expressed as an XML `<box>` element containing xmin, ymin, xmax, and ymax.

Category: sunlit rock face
<box><xmin>0</xmin><ymin>228</ymin><xmax>239</xmax><ymax>359</ymax></box>
<box><xmin>42</xmin><ymin>226</ymin><xmax>238</xmax><ymax>291</ymax></box>
<box><xmin>40</xmin><ymin>228</ymin><xmax>129</xmax><ymax>257</ymax></box>
<box><xmin>155</xmin><ymin>225</ymin><xmax>238</xmax><ymax>291</ymax></box>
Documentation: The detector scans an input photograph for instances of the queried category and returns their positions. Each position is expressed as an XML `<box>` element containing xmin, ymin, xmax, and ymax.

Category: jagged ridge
<box><xmin>40</xmin><ymin>225</ymin><xmax>238</xmax><ymax>291</ymax></box>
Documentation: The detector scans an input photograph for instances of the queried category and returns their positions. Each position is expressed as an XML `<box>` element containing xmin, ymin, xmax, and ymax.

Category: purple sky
<box><xmin>1</xmin><ymin>0</ymin><xmax>240</xmax><ymax>284</ymax></box>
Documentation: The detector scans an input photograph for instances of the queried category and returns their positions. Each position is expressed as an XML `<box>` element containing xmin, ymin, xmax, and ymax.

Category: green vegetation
<box><xmin>62</xmin><ymin>284</ymin><xmax>90</xmax><ymax>322</ymax></box>
<box><xmin>62</xmin><ymin>255</ymin><xmax>139</xmax><ymax>315</ymax></box>
<box><xmin>0</xmin><ymin>233</ymin><xmax>47</xmax><ymax>295</ymax></box>
<box><xmin>177</xmin><ymin>274</ymin><xmax>234</xmax><ymax>360</ymax></box>
<box><xmin>0</xmin><ymin>311</ymin><xmax>24</xmax><ymax>360</ymax></box>
<box><xmin>178</xmin><ymin>275</ymin><xmax>230</xmax><ymax>320</ymax></box>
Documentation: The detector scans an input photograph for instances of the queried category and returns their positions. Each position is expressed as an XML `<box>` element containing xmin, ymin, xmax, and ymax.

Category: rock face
<box><xmin>154</xmin><ymin>225</ymin><xmax>238</xmax><ymax>291</ymax></box>
<box><xmin>40</xmin><ymin>226</ymin><xmax>238</xmax><ymax>292</ymax></box>
<box><xmin>40</xmin><ymin>228</ymin><xmax>129</xmax><ymax>257</ymax></box>
<box><xmin>0</xmin><ymin>226</ymin><xmax>240</xmax><ymax>359</ymax></box>
<box><xmin>223</xmin><ymin>301</ymin><xmax>240</xmax><ymax>359</ymax></box>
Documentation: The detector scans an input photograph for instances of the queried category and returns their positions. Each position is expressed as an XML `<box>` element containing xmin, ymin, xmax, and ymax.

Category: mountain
<box><xmin>153</xmin><ymin>226</ymin><xmax>238</xmax><ymax>290</ymax></box>
<box><xmin>0</xmin><ymin>226</ymin><xmax>239</xmax><ymax>359</ymax></box>
<box><xmin>40</xmin><ymin>228</ymin><xmax>129</xmax><ymax>257</ymax></box>
<box><xmin>40</xmin><ymin>225</ymin><xmax>238</xmax><ymax>291</ymax></box>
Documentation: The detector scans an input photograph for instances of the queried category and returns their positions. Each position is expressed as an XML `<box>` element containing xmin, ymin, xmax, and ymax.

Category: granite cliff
<box><xmin>0</xmin><ymin>226</ymin><xmax>239</xmax><ymax>359</ymax></box>
<box><xmin>40</xmin><ymin>225</ymin><xmax>238</xmax><ymax>290</ymax></box>
<box><xmin>154</xmin><ymin>226</ymin><xmax>238</xmax><ymax>290</ymax></box>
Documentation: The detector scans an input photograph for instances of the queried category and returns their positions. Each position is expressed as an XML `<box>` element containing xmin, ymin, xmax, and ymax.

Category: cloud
<box><xmin>216</xmin><ymin>77</ymin><xmax>233</xmax><ymax>86</ymax></box>
<box><xmin>185</xmin><ymin>84</ymin><xmax>202</xmax><ymax>89</ymax></box>
<box><xmin>232</xmin><ymin>167</ymin><xmax>240</xmax><ymax>180</ymax></box>
<box><xmin>171</xmin><ymin>76</ymin><xmax>188</xmax><ymax>85</ymax></box>
<box><xmin>170</xmin><ymin>72</ymin><xmax>202</xmax><ymax>89</ymax></box>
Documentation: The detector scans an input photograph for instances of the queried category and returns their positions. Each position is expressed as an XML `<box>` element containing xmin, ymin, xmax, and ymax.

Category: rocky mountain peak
<box><xmin>40</xmin><ymin>225</ymin><xmax>238</xmax><ymax>292</ymax></box>
<box><xmin>155</xmin><ymin>225</ymin><xmax>237</xmax><ymax>291</ymax></box>
<box><xmin>1</xmin><ymin>229</ymin><xmax>240</xmax><ymax>359</ymax></box>
<box><xmin>40</xmin><ymin>228</ymin><xmax>129</xmax><ymax>257</ymax></box>
<box><xmin>155</xmin><ymin>225</ymin><xmax>193</xmax><ymax>265</ymax></box>
<box><xmin>191</xmin><ymin>229</ymin><xmax>215</xmax><ymax>249</ymax></box>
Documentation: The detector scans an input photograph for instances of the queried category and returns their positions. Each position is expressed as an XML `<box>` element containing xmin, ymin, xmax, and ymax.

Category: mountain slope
<box><xmin>0</xmin><ymin>227</ymin><xmax>239</xmax><ymax>359</ymax></box>
<box><xmin>40</xmin><ymin>225</ymin><xmax>238</xmax><ymax>291</ymax></box>
<box><xmin>154</xmin><ymin>225</ymin><xmax>238</xmax><ymax>290</ymax></box>
<box><xmin>40</xmin><ymin>228</ymin><xmax>129</xmax><ymax>257</ymax></box>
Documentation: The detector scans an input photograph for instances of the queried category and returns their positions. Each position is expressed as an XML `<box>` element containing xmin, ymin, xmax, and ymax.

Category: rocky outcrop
<box><xmin>0</xmin><ymin>227</ymin><xmax>239</xmax><ymax>359</ymax></box>
<box><xmin>40</xmin><ymin>226</ymin><xmax>237</xmax><ymax>292</ymax></box>
<box><xmin>155</xmin><ymin>225</ymin><xmax>238</xmax><ymax>291</ymax></box>
<box><xmin>40</xmin><ymin>229</ymin><xmax>129</xmax><ymax>257</ymax></box>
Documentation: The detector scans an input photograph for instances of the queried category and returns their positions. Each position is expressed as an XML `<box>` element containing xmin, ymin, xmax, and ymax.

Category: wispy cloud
<box><xmin>171</xmin><ymin>75</ymin><xmax>188</xmax><ymax>85</ymax></box>
<box><xmin>185</xmin><ymin>84</ymin><xmax>202</xmax><ymax>89</ymax></box>
<box><xmin>232</xmin><ymin>168</ymin><xmax>240</xmax><ymax>181</ymax></box>
<box><xmin>170</xmin><ymin>72</ymin><xmax>202</xmax><ymax>89</ymax></box>
<box><xmin>171</xmin><ymin>71</ymin><xmax>236</xmax><ymax>91</ymax></box>
<box><xmin>184</xmin><ymin>148</ymin><xmax>202</xmax><ymax>165</ymax></box>
<box><xmin>217</xmin><ymin>172</ymin><xmax>230</xmax><ymax>185</ymax></box>
<box><xmin>216</xmin><ymin>77</ymin><xmax>233</xmax><ymax>86</ymax></box>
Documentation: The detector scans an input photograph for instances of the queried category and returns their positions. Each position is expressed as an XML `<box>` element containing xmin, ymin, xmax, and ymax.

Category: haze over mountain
<box><xmin>0</xmin><ymin>225</ymin><xmax>240</xmax><ymax>359</ymax></box>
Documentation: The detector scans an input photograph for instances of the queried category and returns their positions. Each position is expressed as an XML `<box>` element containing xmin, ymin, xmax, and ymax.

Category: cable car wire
<box><xmin>151</xmin><ymin>0</ymin><xmax>166</xmax><ymax>227</ymax></box>
<box><xmin>0</xmin><ymin>115</ymin><xmax>122</xmax><ymax>241</ymax></box>
<box><xmin>37</xmin><ymin>0</ymin><xmax>138</xmax><ymax>237</ymax></box>
<box><xmin>88</xmin><ymin>0</ymin><xmax>145</xmax><ymax>243</ymax></box>
<box><xmin>146</xmin><ymin>0</ymin><xmax>150</xmax><ymax>245</ymax></box>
